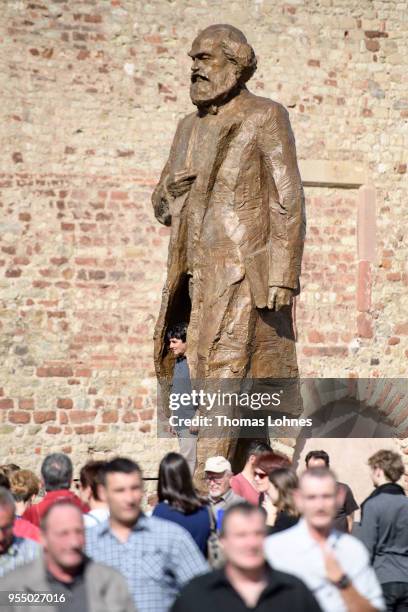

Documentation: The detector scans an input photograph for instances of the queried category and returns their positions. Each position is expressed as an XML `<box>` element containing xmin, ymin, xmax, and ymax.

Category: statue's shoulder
<box><xmin>244</xmin><ymin>92</ymin><xmax>288</xmax><ymax>118</ymax></box>
<box><xmin>177</xmin><ymin>110</ymin><xmax>198</xmax><ymax>127</ymax></box>
<box><xmin>169</xmin><ymin>111</ymin><xmax>198</xmax><ymax>142</ymax></box>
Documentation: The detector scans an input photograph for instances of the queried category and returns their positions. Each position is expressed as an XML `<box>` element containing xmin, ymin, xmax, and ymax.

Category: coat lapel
<box><xmin>154</xmin><ymin>109</ymin><xmax>242</xmax><ymax>381</ymax></box>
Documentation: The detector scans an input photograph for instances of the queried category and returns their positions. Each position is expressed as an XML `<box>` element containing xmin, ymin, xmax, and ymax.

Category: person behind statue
<box><xmin>152</xmin><ymin>24</ymin><xmax>306</xmax><ymax>476</ymax></box>
<box><xmin>167</xmin><ymin>323</ymin><xmax>198</xmax><ymax>475</ymax></box>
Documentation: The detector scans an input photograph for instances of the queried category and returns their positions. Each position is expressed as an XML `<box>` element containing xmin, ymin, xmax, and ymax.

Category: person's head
<box><xmin>244</xmin><ymin>441</ymin><xmax>273</xmax><ymax>472</ymax></box>
<box><xmin>267</xmin><ymin>468</ymin><xmax>299</xmax><ymax>516</ymax></box>
<box><xmin>0</xmin><ymin>487</ymin><xmax>16</xmax><ymax>554</ymax></box>
<box><xmin>9</xmin><ymin>470</ymin><xmax>40</xmax><ymax>506</ymax></box>
<box><xmin>79</xmin><ymin>460</ymin><xmax>107</xmax><ymax>505</ymax></box>
<box><xmin>220</xmin><ymin>503</ymin><xmax>266</xmax><ymax>572</ymax></box>
<box><xmin>158</xmin><ymin>452</ymin><xmax>203</xmax><ymax>514</ymax></box>
<box><xmin>205</xmin><ymin>456</ymin><xmax>232</xmax><ymax>501</ymax></box>
<box><xmin>0</xmin><ymin>470</ymin><xmax>10</xmax><ymax>490</ymax></box>
<box><xmin>167</xmin><ymin>323</ymin><xmax>188</xmax><ymax>357</ymax></box>
<box><xmin>296</xmin><ymin>468</ymin><xmax>337</xmax><ymax>532</ymax></box>
<box><xmin>99</xmin><ymin>457</ymin><xmax>143</xmax><ymax>525</ymax></box>
<box><xmin>368</xmin><ymin>449</ymin><xmax>405</xmax><ymax>486</ymax></box>
<box><xmin>305</xmin><ymin>450</ymin><xmax>330</xmax><ymax>469</ymax></box>
<box><xmin>41</xmin><ymin>453</ymin><xmax>73</xmax><ymax>492</ymax></box>
<box><xmin>253</xmin><ymin>451</ymin><xmax>291</xmax><ymax>493</ymax></box>
<box><xmin>40</xmin><ymin>501</ymin><xmax>85</xmax><ymax>573</ymax></box>
<box><xmin>188</xmin><ymin>24</ymin><xmax>257</xmax><ymax>109</ymax></box>
<box><xmin>0</xmin><ymin>464</ymin><xmax>20</xmax><ymax>479</ymax></box>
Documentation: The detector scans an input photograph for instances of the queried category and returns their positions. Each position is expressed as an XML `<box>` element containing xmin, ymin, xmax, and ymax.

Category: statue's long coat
<box><xmin>152</xmin><ymin>87</ymin><xmax>306</xmax><ymax>470</ymax></box>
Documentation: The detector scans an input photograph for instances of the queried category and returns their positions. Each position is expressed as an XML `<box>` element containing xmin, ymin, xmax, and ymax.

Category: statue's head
<box><xmin>188</xmin><ymin>24</ymin><xmax>257</xmax><ymax>110</ymax></box>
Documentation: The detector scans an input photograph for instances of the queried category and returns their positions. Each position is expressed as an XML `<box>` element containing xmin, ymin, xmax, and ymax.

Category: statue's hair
<box><xmin>196</xmin><ymin>24</ymin><xmax>257</xmax><ymax>84</ymax></box>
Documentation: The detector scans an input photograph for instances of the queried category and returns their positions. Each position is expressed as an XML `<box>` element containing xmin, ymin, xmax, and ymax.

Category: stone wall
<box><xmin>0</xmin><ymin>0</ymin><xmax>406</xmax><ymax>477</ymax></box>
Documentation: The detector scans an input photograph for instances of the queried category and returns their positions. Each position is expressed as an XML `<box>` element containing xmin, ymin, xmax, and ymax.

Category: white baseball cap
<box><xmin>204</xmin><ymin>456</ymin><xmax>231</xmax><ymax>473</ymax></box>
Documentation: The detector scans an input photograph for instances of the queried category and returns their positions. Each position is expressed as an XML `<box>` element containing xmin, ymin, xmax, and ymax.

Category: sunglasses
<box><xmin>254</xmin><ymin>471</ymin><xmax>268</xmax><ymax>479</ymax></box>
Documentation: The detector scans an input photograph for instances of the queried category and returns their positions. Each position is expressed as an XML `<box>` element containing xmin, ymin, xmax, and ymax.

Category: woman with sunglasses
<box><xmin>253</xmin><ymin>452</ymin><xmax>299</xmax><ymax>534</ymax></box>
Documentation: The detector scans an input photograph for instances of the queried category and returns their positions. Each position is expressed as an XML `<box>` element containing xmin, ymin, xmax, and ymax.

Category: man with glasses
<box><xmin>205</xmin><ymin>457</ymin><xmax>244</xmax><ymax>528</ymax></box>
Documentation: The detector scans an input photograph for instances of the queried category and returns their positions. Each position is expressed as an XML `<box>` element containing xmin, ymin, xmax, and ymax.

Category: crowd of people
<box><xmin>0</xmin><ymin>327</ymin><xmax>407</xmax><ymax>611</ymax></box>
<box><xmin>0</xmin><ymin>445</ymin><xmax>407</xmax><ymax>612</ymax></box>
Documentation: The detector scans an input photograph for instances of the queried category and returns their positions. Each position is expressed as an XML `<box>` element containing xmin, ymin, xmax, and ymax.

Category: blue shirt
<box><xmin>152</xmin><ymin>502</ymin><xmax>211</xmax><ymax>556</ymax></box>
<box><xmin>0</xmin><ymin>536</ymin><xmax>40</xmax><ymax>578</ymax></box>
<box><xmin>85</xmin><ymin>513</ymin><xmax>208</xmax><ymax>612</ymax></box>
<box><xmin>264</xmin><ymin>518</ymin><xmax>385</xmax><ymax>612</ymax></box>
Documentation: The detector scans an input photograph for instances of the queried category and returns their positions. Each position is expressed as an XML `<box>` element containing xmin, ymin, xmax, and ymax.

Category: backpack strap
<box><xmin>207</xmin><ymin>504</ymin><xmax>217</xmax><ymax>532</ymax></box>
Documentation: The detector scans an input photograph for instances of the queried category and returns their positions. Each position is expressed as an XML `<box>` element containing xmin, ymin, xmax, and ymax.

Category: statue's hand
<box><xmin>166</xmin><ymin>170</ymin><xmax>196</xmax><ymax>199</ymax></box>
<box><xmin>267</xmin><ymin>286</ymin><xmax>294</xmax><ymax>310</ymax></box>
<box><xmin>153</xmin><ymin>199</ymin><xmax>172</xmax><ymax>226</ymax></box>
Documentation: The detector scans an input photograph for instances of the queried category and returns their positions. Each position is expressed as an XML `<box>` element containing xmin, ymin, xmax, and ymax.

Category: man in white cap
<box><xmin>205</xmin><ymin>457</ymin><xmax>244</xmax><ymax>521</ymax></box>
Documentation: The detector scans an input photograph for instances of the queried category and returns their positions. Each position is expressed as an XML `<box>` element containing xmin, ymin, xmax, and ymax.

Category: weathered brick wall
<box><xmin>296</xmin><ymin>189</ymin><xmax>358</xmax><ymax>374</ymax></box>
<box><xmin>0</xmin><ymin>0</ymin><xmax>406</xmax><ymax>475</ymax></box>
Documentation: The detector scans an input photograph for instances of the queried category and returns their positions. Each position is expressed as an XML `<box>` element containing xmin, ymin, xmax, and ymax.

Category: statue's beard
<box><xmin>190</xmin><ymin>69</ymin><xmax>239</xmax><ymax>109</ymax></box>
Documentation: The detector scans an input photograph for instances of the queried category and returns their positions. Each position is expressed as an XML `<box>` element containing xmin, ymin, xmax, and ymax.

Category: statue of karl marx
<box><xmin>152</xmin><ymin>24</ymin><xmax>306</xmax><ymax>477</ymax></box>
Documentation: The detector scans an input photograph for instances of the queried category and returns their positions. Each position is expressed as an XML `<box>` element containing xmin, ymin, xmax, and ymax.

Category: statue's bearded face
<box><xmin>188</xmin><ymin>36</ymin><xmax>239</xmax><ymax>108</ymax></box>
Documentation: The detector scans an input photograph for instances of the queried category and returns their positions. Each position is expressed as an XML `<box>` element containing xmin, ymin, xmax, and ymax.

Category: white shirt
<box><xmin>264</xmin><ymin>518</ymin><xmax>385</xmax><ymax>612</ymax></box>
<box><xmin>83</xmin><ymin>507</ymin><xmax>110</xmax><ymax>528</ymax></box>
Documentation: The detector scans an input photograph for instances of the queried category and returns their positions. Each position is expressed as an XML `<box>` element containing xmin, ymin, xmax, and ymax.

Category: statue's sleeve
<box><xmin>151</xmin><ymin>119</ymin><xmax>184</xmax><ymax>227</ymax></box>
<box><xmin>256</xmin><ymin>104</ymin><xmax>306</xmax><ymax>292</ymax></box>
<box><xmin>151</xmin><ymin>156</ymin><xmax>172</xmax><ymax>226</ymax></box>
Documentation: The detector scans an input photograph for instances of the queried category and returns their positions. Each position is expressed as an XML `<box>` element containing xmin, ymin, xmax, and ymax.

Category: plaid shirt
<box><xmin>85</xmin><ymin>513</ymin><xmax>209</xmax><ymax>612</ymax></box>
<box><xmin>0</xmin><ymin>536</ymin><xmax>40</xmax><ymax>577</ymax></box>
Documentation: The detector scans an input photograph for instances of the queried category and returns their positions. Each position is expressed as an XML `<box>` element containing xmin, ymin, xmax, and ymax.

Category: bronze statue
<box><xmin>152</xmin><ymin>24</ymin><xmax>306</xmax><ymax>479</ymax></box>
